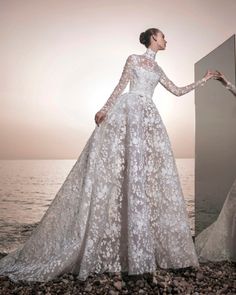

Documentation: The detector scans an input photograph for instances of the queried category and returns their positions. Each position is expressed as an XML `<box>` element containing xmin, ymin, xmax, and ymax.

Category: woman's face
<box><xmin>153</xmin><ymin>31</ymin><xmax>167</xmax><ymax>50</ymax></box>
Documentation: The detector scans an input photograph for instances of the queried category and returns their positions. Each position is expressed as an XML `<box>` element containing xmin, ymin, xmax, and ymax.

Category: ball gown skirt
<box><xmin>0</xmin><ymin>90</ymin><xmax>199</xmax><ymax>282</ymax></box>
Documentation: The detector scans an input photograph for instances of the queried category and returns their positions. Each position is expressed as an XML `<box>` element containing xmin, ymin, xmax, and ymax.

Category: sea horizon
<box><xmin>0</xmin><ymin>158</ymin><xmax>195</xmax><ymax>253</ymax></box>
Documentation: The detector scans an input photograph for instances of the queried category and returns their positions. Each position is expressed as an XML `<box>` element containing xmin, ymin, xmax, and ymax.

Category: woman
<box><xmin>195</xmin><ymin>71</ymin><xmax>236</xmax><ymax>262</ymax></box>
<box><xmin>0</xmin><ymin>28</ymin><xmax>216</xmax><ymax>282</ymax></box>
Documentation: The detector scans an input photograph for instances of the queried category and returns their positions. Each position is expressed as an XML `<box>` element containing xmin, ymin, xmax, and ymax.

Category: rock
<box><xmin>68</xmin><ymin>274</ymin><xmax>74</xmax><ymax>280</ymax></box>
<box><xmin>2</xmin><ymin>281</ymin><xmax>10</xmax><ymax>288</ymax></box>
<box><xmin>175</xmin><ymin>276</ymin><xmax>183</xmax><ymax>281</ymax></box>
<box><xmin>223</xmin><ymin>283</ymin><xmax>228</xmax><ymax>288</ymax></box>
<box><xmin>156</xmin><ymin>280</ymin><xmax>166</xmax><ymax>288</ymax></box>
<box><xmin>156</xmin><ymin>275</ymin><xmax>166</xmax><ymax>281</ymax></box>
<box><xmin>183</xmin><ymin>270</ymin><xmax>190</xmax><ymax>277</ymax></box>
<box><xmin>0</xmin><ymin>261</ymin><xmax>235</xmax><ymax>294</ymax></box>
<box><xmin>92</xmin><ymin>279</ymin><xmax>101</xmax><ymax>286</ymax></box>
<box><xmin>196</xmin><ymin>271</ymin><xmax>204</xmax><ymax>281</ymax></box>
<box><xmin>121</xmin><ymin>281</ymin><xmax>126</xmax><ymax>287</ymax></box>
<box><xmin>114</xmin><ymin>272</ymin><xmax>120</xmax><ymax>276</ymax></box>
<box><xmin>173</xmin><ymin>279</ymin><xmax>179</xmax><ymax>287</ymax></box>
<box><xmin>152</xmin><ymin>277</ymin><xmax>158</xmax><ymax>285</ymax></box>
<box><xmin>127</xmin><ymin>280</ymin><xmax>134</xmax><ymax>287</ymax></box>
<box><xmin>136</xmin><ymin>279</ymin><xmax>145</xmax><ymax>288</ymax></box>
<box><xmin>84</xmin><ymin>283</ymin><xmax>93</xmax><ymax>292</ymax></box>
<box><xmin>113</xmin><ymin>281</ymin><xmax>122</xmax><ymax>290</ymax></box>
<box><xmin>100</xmin><ymin>278</ymin><xmax>109</xmax><ymax>284</ymax></box>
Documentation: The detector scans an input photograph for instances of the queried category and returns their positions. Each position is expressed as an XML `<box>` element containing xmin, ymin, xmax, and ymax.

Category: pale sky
<box><xmin>1</xmin><ymin>0</ymin><xmax>236</xmax><ymax>159</ymax></box>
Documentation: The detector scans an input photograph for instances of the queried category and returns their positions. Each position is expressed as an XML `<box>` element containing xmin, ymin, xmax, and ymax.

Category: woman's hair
<box><xmin>139</xmin><ymin>28</ymin><xmax>160</xmax><ymax>48</ymax></box>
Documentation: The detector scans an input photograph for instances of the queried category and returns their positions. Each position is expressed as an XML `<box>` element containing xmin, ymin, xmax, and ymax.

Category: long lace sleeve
<box><xmin>159</xmin><ymin>66</ymin><xmax>207</xmax><ymax>97</ymax></box>
<box><xmin>225</xmin><ymin>79</ymin><xmax>236</xmax><ymax>95</ymax></box>
<box><xmin>99</xmin><ymin>55</ymin><xmax>133</xmax><ymax>114</ymax></box>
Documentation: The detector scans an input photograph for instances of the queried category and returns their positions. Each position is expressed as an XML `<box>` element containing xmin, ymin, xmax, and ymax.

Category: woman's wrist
<box><xmin>225</xmin><ymin>79</ymin><xmax>230</xmax><ymax>87</ymax></box>
<box><xmin>198</xmin><ymin>76</ymin><xmax>207</xmax><ymax>86</ymax></box>
<box><xmin>98</xmin><ymin>109</ymin><xmax>107</xmax><ymax>115</ymax></box>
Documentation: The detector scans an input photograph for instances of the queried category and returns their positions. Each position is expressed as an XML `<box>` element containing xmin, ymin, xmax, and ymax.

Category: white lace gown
<box><xmin>195</xmin><ymin>79</ymin><xmax>236</xmax><ymax>262</ymax></box>
<box><xmin>0</xmin><ymin>47</ymin><xmax>207</xmax><ymax>282</ymax></box>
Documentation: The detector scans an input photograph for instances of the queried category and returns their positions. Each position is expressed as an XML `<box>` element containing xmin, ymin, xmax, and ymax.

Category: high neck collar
<box><xmin>143</xmin><ymin>47</ymin><xmax>157</xmax><ymax>60</ymax></box>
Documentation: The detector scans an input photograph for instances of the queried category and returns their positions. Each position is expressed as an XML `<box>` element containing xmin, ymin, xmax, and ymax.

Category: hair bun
<box><xmin>139</xmin><ymin>32</ymin><xmax>146</xmax><ymax>45</ymax></box>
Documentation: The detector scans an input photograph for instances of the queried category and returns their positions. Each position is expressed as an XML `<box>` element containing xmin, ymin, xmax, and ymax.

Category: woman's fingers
<box><xmin>95</xmin><ymin>112</ymin><xmax>106</xmax><ymax>126</ymax></box>
<box><xmin>204</xmin><ymin>70</ymin><xmax>223</xmax><ymax>81</ymax></box>
<box><xmin>213</xmin><ymin>71</ymin><xmax>224</xmax><ymax>80</ymax></box>
<box><xmin>205</xmin><ymin>70</ymin><xmax>216</xmax><ymax>80</ymax></box>
<box><xmin>95</xmin><ymin>113</ymin><xmax>100</xmax><ymax>126</ymax></box>
<box><xmin>207</xmin><ymin>70</ymin><xmax>222</xmax><ymax>80</ymax></box>
<box><xmin>98</xmin><ymin>115</ymin><xmax>102</xmax><ymax>124</ymax></box>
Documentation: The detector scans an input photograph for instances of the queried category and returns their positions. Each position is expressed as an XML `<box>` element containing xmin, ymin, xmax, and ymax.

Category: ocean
<box><xmin>0</xmin><ymin>158</ymin><xmax>195</xmax><ymax>253</ymax></box>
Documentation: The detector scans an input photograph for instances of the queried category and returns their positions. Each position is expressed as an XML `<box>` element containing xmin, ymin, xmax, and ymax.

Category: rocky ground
<box><xmin>0</xmin><ymin>254</ymin><xmax>235</xmax><ymax>295</ymax></box>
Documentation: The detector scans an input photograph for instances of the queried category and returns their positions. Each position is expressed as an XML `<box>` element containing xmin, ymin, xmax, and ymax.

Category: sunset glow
<box><xmin>1</xmin><ymin>0</ymin><xmax>235</xmax><ymax>158</ymax></box>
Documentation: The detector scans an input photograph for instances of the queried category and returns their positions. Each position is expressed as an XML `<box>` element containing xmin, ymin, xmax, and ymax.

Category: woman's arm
<box><xmin>158</xmin><ymin>66</ymin><xmax>211</xmax><ymax>97</ymax></box>
<box><xmin>98</xmin><ymin>55</ymin><xmax>133</xmax><ymax>114</ymax></box>
<box><xmin>213</xmin><ymin>71</ymin><xmax>236</xmax><ymax>96</ymax></box>
<box><xmin>225</xmin><ymin>80</ymin><xmax>236</xmax><ymax>95</ymax></box>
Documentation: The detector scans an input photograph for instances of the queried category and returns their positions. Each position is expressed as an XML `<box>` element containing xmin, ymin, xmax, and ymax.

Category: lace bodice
<box><xmin>99</xmin><ymin>47</ymin><xmax>207</xmax><ymax>114</ymax></box>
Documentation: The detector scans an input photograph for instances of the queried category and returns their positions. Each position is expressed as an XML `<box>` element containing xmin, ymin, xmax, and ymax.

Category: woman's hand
<box><xmin>212</xmin><ymin>70</ymin><xmax>228</xmax><ymax>85</ymax></box>
<box><xmin>94</xmin><ymin>110</ymin><xmax>106</xmax><ymax>127</ymax></box>
<box><xmin>203</xmin><ymin>70</ymin><xmax>218</xmax><ymax>81</ymax></box>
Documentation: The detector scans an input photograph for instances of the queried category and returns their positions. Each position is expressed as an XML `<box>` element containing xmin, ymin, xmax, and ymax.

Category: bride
<box><xmin>195</xmin><ymin>71</ymin><xmax>236</xmax><ymax>262</ymax></box>
<box><xmin>0</xmin><ymin>27</ymin><xmax>216</xmax><ymax>282</ymax></box>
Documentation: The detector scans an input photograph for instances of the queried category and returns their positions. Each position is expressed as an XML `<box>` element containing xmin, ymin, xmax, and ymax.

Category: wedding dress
<box><xmin>195</xmin><ymin>78</ymin><xmax>236</xmax><ymax>262</ymax></box>
<box><xmin>0</xmin><ymin>47</ymin><xmax>208</xmax><ymax>282</ymax></box>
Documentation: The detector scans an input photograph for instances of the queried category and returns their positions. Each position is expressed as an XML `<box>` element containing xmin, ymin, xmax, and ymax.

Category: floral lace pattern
<box><xmin>0</xmin><ymin>47</ymin><xmax>208</xmax><ymax>282</ymax></box>
<box><xmin>195</xmin><ymin>178</ymin><xmax>236</xmax><ymax>262</ymax></box>
<box><xmin>158</xmin><ymin>67</ymin><xmax>207</xmax><ymax>96</ymax></box>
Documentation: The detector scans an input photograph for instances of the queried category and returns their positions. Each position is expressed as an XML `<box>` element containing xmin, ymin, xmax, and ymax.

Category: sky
<box><xmin>0</xmin><ymin>0</ymin><xmax>236</xmax><ymax>159</ymax></box>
